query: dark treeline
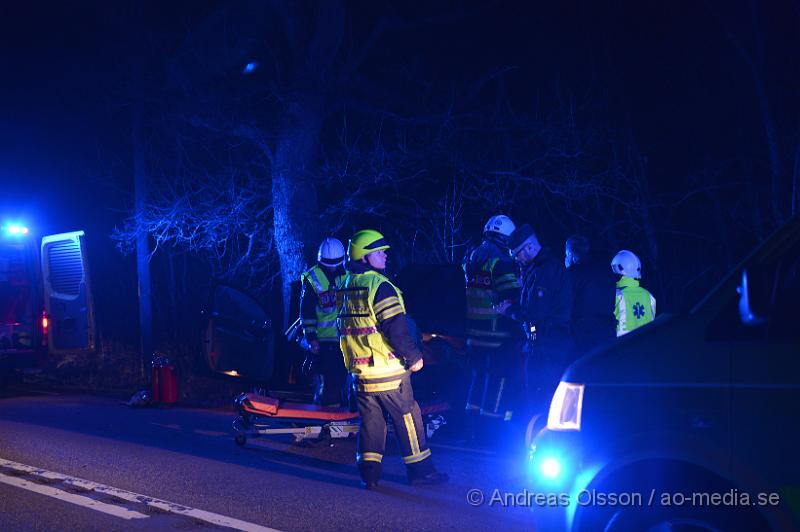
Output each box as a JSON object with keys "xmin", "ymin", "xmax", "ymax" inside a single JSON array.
[{"xmin": 8, "ymin": 1, "xmax": 795, "ymax": 358}]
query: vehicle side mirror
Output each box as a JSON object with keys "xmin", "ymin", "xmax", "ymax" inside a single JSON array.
[{"xmin": 737, "ymin": 268, "xmax": 768, "ymax": 326}]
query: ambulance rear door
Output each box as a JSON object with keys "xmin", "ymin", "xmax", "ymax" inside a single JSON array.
[{"xmin": 40, "ymin": 231, "xmax": 96, "ymax": 353}]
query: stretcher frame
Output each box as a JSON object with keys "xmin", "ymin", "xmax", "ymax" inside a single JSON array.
[{"xmin": 232, "ymin": 392, "xmax": 448, "ymax": 446}]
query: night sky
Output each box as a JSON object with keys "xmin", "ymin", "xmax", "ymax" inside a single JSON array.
[
  {"xmin": 1, "ymin": 1, "xmax": 797, "ymax": 321},
  {"xmin": 0, "ymin": 2, "xmax": 208, "ymax": 235}
]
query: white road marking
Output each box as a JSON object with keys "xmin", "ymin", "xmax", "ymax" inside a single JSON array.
[
  {"xmin": 0, "ymin": 458, "xmax": 281, "ymax": 531},
  {"xmin": 149, "ymin": 422, "xmax": 182, "ymax": 430},
  {"xmin": 193, "ymin": 429, "xmax": 228, "ymax": 437},
  {"xmin": 0, "ymin": 471, "xmax": 149, "ymax": 520}
]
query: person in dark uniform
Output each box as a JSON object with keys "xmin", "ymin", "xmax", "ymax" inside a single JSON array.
[
  {"xmin": 338, "ymin": 229, "xmax": 448, "ymax": 489},
  {"xmin": 564, "ymin": 235, "xmax": 616, "ymax": 359},
  {"xmin": 496, "ymin": 224, "xmax": 574, "ymax": 417}
]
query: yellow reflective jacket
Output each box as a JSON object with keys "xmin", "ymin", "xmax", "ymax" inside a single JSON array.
[
  {"xmin": 337, "ymin": 269, "xmax": 408, "ymax": 392},
  {"xmin": 464, "ymin": 240, "xmax": 521, "ymax": 348},
  {"xmin": 615, "ymin": 276, "xmax": 656, "ymax": 336},
  {"xmin": 300, "ymin": 264, "xmax": 345, "ymax": 341}
]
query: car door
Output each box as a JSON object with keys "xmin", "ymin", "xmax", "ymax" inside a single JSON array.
[
  {"xmin": 701, "ymin": 218, "xmax": 800, "ymax": 520},
  {"xmin": 730, "ymin": 220, "xmax": 800, "ymax": 514},
  {"xmin": 202, "ymin": 284, "xmax": 274, "ymax": 382},
  {"xmin": 40, "ymin": 231, "xmax": 95, "ymax": 353}
]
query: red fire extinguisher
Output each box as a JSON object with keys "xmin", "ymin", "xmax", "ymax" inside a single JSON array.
[
  {"xmin": 159, "ymin": 361, "xmax": 178, "ymax": 405},
  {"xmin": 151, "ymin": 355, "xmax": 178, "ymax": 405}
]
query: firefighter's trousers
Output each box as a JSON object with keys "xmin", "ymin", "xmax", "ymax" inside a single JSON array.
[
  {"xmin": 313, "ymin": 341, "xmax": 349, "ymax": 406},
  {"xmin": 356, "ymin": 375, "xmax": 435, "ymax": 483},
  {"xmin": 465, "ymin": 341, "xmax": 522, "ymax": 421}
]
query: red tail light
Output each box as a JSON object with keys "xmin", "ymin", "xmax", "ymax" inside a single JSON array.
[{"xmin": 41, "ymin": 310, "xmax": 49, "ymax": 348}]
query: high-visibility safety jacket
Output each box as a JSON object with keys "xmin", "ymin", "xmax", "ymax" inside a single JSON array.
[
  {"xmin": 338, "ymin": 270, "xmax": 408, "ymax": 392},
  {"xmin": 615, "ymin": 276, "xmax": 656, "ymax": 337},
  {"xmin": 464, "ymin": 240, "xmax": 521, "ymax": 348},
  {"xmin": 300, "ymin": 264, "xmax": 345, "ymax": 342}
]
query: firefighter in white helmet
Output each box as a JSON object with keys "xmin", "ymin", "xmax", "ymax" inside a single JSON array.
[
  {"xmin": 463, "ymin": 214, "xmax": 522, "ymax": 434},
  {"xmin": 299, "ymin": 237, "xmax": 348, "ymax": 405},
  {"xmin": 611, "ymin": 249, "xmax": 656, "ymax": 336}
]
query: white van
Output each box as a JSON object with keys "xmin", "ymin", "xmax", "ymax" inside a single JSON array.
[{"xmin": 0, "ymin": 225, "xmax": 95, "ymax": 380}]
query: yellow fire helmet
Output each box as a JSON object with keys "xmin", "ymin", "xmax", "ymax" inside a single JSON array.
[{"xmin": 348, "ymin": 229, "xmax": 390, "ymax": 261}]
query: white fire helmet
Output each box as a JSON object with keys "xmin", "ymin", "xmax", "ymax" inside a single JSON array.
[
  {"xmin": 318, "ymin": 237, "xmax": 345, "ymax": 267},
  {"xmin": 483, "ymin": 215, "xmax": 516, "ymax": 237},
  {"xmin": 611, "ymin": 249, "xmax": 642, "ymax": 279}
]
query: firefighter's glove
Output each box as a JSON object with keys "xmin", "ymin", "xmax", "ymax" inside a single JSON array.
[
  {"xmin": 493, "ymin": 300, "xmax": 512, "ymax": 316},
  {"xmin": 309, "ymin": 340, "xmax": 320, "ymax": 355}
]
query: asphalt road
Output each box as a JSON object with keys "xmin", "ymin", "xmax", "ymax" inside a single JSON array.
[{"xmin": 0, "ymin": 390, "xmax": 538, "ymax": 531}]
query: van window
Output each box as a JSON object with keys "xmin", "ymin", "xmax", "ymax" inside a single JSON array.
[{"xmin": 706, "ymin": 227, "xmax": 800, "ymax": 343}]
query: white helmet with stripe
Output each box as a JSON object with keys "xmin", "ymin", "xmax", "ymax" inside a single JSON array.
[
  {"xmin": 318, "ymin": 237, "xmax": 345, "ymax": 267},
  {"xmin": 483, "ymin": 215, "xmax": 515, "ymax": 238}
]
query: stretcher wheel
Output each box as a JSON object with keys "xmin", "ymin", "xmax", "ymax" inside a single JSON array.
[
  {"xmin": 232, "ymin": 416, "xmax": 249, "ymax": 432},
  {"xmin": 234, "ymin": 434, "xmax": 247, "ymax": 447}
]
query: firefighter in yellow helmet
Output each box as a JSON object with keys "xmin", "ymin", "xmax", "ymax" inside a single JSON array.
[
  {"xmin": 299, "ymin": 237, "xmax": 348, "ymax": 405},
  {"xmin": 338, "ymin": 229, "xmax": 448, "ymax": 489}
]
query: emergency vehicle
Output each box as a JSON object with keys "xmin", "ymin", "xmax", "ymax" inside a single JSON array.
[
  {"xmin": 0, "ymin": 223, "xmax": 95, "ymax": 382},
  {"xmin": 529, "ymin": 216, "xmax": 800, "ymax": 530}
]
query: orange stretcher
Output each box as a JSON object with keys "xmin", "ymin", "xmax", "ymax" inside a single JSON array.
[{"xmin": 232, "ymin": 392, "xmax": 448, "ymax": 446}]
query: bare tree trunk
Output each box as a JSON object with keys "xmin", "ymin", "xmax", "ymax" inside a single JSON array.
[
  {"xmin": 272, "ymin": 105, "xmax": 322, "ymax": 329},
  {"xmin": 708, "ymin": 0, "xmax": 784, "ymax": 227},
  {"xmin": 748, "ymin": 0, "xmax": 784, "ymax": 226},
  {"xmin": 793, "ymin": 125, "xmax": 800, "ymax": 217},
  {"xmin": 133, "ymin": 106, "xmax": 153, "ymax": 377},
  {"xmin": 129, "ymin": 0, "xmax": 154, "ymax": 379},
  {"xmin": 622, "ymin": 123, "xmax": 664, "ymax": 300},
  {"xmin": 269, "ymin": 2, "xmax": 344, "ymax": 328},
  {"xmin": 753, "ymin": 75, "xmax": 783, "ymax": 225},
  {"xmin": 634, "ymin": 161, "xmax": 664, "ymax": 302},
  {"xmin": 167, "ymin": 251, "xmax": 177, "ymax": 339}
]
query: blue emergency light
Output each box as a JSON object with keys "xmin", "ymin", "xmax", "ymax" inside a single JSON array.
[
  {"xmin": 528, "ymin": 444, "xmax": 569, "ymax": 486},
  {"xmin": 3, "ymin": 224, "xmax": 30, "ymax": 236},
  {"xmin": 541, "ymin": 458, "xmax": 561, "ymax": 478}
]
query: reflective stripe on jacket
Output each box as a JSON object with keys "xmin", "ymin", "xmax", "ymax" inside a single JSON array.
[
  {"xmin": 464, "ymin": 242, "xmax": 521, "ymax": 348},
  {"xmin": 466, "ymin": 257, "xmax": 500, "ymax": 321},
  {"xmin": 338, "ymin": 270, "xmax": 407, "ymax": 388},
  {"xmin": 615, "ymin": 276, "xmax": 656, "ymax": 336},
  {"xmin": 300, "ymin": 265, "xmax": 344, "ymax": 341}
]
